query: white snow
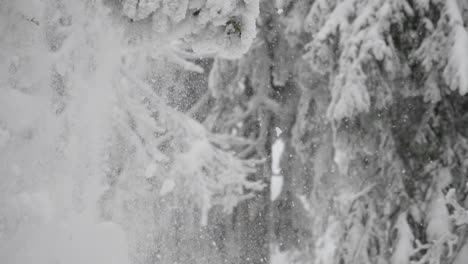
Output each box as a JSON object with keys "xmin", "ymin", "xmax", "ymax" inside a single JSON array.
[
  {"xmin": 271, "ymin": 175, "xmax": 284, "ymax": 201},
  {"xmin": 275, "ymin": 127, "xmax": 283, "ymax": 137},
  {"xmin": 271, "ymin": 139, "xmax": 285, "ymax": 175},
  {"xmin": 270, "ymin": 139, "xmax": 285, "ymax": 201},
  {"xmin": 314, "ymin": 219, "xmax": 341, "ymax": 264},
  {"xmin": 160, "ymin": 179, "xmax": 176, "ymax": 196},
  {"xmin": 444, "ymin": 0, "xmax": 468, "ymax": 95},
  {"xmin": 270, "ymin": 245, "xmax": 290, "ymax": 264},
  {"xmin": 145, "ymin": 163, "xmax": 158, "ymax": 179},
  {"xmin": 0, "ymin": 218, "xmax": 129, "ymax": 264},
  {"xmin": 0, "ymin": 127, "xmax": 10, "ymax": 148},
  {"xmin": 426, "ymin": 169, "xmax": 453, "ymax": 241},
  {"xmin": 391, "ymin": 212, "xmax": 414, "ymax": 264},
  {"xmin": 0, "ymin": 1, "xmax": 130, "ymax": 263}
]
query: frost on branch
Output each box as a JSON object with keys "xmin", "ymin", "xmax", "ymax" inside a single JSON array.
[
  {"xmin": 446, "ymin": 188, "xmax": 468, "ymax": 226},
  {"xmin": 120, "ymin": 0, "xmax": 259, "ymax": 59},
  {"xmin": 114, "ymin": 68, "xmax": 264, "ymax": 226},
  {"xmin": 407, "ymin": 170, "xmax": 468, "ymax": 264}
]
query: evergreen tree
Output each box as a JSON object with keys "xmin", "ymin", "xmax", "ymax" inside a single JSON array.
[{"xmin": 205, "ymin": 0, "xmax": 468, "ymax": 263}]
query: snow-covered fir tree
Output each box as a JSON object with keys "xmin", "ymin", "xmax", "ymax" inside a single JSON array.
[{"xmin": 204, "ymin": 0, "xmax": 468, "ymax": 263}]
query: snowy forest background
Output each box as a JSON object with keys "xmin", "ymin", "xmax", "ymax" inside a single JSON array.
[{"xmin": 1, "ymin": 0, "xmax": 468, "ymax": 264}]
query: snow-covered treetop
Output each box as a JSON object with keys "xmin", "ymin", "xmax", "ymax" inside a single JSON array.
[
  {"xmin": 120, "ymin": 0, "xmax": 260, "ymax": 59},
  {"xmin": 296, "ymin": 0, "xmax": 468, "ymax": 120}
]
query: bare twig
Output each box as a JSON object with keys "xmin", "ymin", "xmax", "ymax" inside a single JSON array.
[{"xmin": 20, "ymin": 14, "xmax": 39, "ymax": 26}]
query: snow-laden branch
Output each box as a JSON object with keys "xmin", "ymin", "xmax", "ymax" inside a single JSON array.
[
  {"xmin": 119, "ymin": 68, "xmax": 265, "ymax": 225},
  {"xmin": 121, "ymin": 0, "xmax": 260, "ymax": 59}
]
